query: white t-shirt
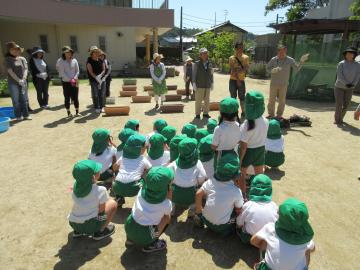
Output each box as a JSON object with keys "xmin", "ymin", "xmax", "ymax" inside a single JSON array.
[
  {"xmin": 202, "ymin": 158, "xmax": 214, "ymax": 179},
  {"xmin": 146, "ymin": 151, "xmax": 170, "ymax": 167},
  {"xmin": 201, "ymin": 178, "xmax": 243, "ymax": 225},
  {"xmin": 240, "ymin": 116, "xmax": 269, "ymax": 148},
  {"xmin": 68, "ymin": 184, "xmax": 108, "ymax": 223},
  {"xmin": 265, "ymin": 136, "xmax": 284, "ymax": 153},
  {"xmin": 168, "ymin": 160, "xmax": 207, "ymax": 188},
  {"xmin": 115, "ymin": 150, "xmax": 123, "ymax": 160},
  {"xmin": 132, "ymin": 191, "xmax": 172, "ymax": 226},
  {"xmin": 115, "ymin": 156, "xmax": 152, "ymax": 184},
  {"xmin": 212, "ymin": 121, "xmax": 242, "ymax": 151},
  {"xmin": 236, "ymin": 201, "xmax": 278, "ymax": 235},
  {"xmin": 256, "ymin": 223, "xmax": 315, "ymax": 270},
  {"xmin": 88, "ymin": 146, "xmax": 117, "ymax": 174},
  {"xmin": 146, "ymin": 131, "xmax": 157, "ymax": 145}
]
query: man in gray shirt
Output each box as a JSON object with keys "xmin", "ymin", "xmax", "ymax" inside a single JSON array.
[{"xmin": 266, "ymin": 45, "xmax": 308, "ymax": 118}]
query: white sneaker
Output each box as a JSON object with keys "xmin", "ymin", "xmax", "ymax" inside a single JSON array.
[
  {"xmin": 101, "ymin": 108, "xmax": 105, "ymax": 113},
  {"xmin": 16, "ymin": 117, "xmax": 23, "ymax": 121},
  {"xmin": 24, "ymin": 116, "xmax": 32, "ymax": 120},
  {"xmin": 95, "ymin": 109, "xmax": 101, "ymax": 113}
]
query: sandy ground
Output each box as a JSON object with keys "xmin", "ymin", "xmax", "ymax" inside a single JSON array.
[{"xmin": 0, "ymin": 72, "xmax": 359, "ymax": 270}]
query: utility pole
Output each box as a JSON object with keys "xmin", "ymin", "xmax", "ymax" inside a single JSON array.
[
  {"xmin": 180, "ymin": 6, "xmax": 183, "ymax": 61},
  {"xmin": 215, "ymin": 12, "xmax": 217, "ymax": 27},
  {"xmin": 275, "ymin": 14, "xmax": 279, "ymax": 34}
]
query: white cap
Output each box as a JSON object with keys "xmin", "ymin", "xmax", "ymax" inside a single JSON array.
[
  {"xmin": 153, "ymin": 53, "xmax": 164, "ymax": 60},
  {"xmin": 199, "ymin": 48, "xmax": 208, "ymax": 54}
]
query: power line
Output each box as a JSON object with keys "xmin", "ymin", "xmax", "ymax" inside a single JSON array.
[
  {"xmin": 183, "ymin": 12, "xmax": 275, "ymax": 24},
  {"xmin": 183, "ymin": 12, "xmax": 214, "ymax": 22},
  {"xmin": 183, "ymin": 17, "xmax": 214, "ymax": 25}
]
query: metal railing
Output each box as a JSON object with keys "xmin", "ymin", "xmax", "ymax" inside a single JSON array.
[{"xmin": 59, "ymin": 0, "xmax": 169, "ymax": 9}]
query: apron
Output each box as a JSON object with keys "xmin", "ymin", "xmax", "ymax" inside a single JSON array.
[{"xmin": 152, "ymin": 64, "xmax": 167, "ymax": 95}]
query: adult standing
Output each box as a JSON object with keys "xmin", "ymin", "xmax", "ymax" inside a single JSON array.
[
  {"xmin": 229, "ymin": 42, "xmax": 249, "ymax": 116},
  {"xmin": 266, "ymin": 45, "xmax": 309, "ymax": 119},
  {"xmin": 4, "ymin": 41, "xmax": 31, "ymax": 121},
  {"xmin": 57, "ymin": 46, "xmax": 80, "ymax": 117},
  {"xmin": 334, "ymin": 47, "xmax": 360, "ymax": 125},
  {"xmin": 99, "ymin": 52, "xmax": 112, "ymax": 97},
  {"xmin": 29, "ymin": 47, "xmax": 50, "ymax": 109},
  {"xmin": 150, "ymin": 53, "xmax": 167, "ymax": 109},
  {"xmin": 183, "ymin": 56, "xmax": 193, "ymax": 100},
  {"xmin": 87, "ymin": 46, "xmax": 106, "ymax": 113},
  {"xmin": 192, "ymin": 48, "xmax": 213, "ymax": 119}
]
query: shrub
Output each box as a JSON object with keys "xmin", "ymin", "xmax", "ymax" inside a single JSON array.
[
  {"xmin": 0, "ymin": 79, "xmax": 10, "ymax": 97},
  {"xmin": 249, "ymin": 62, "xmax": 268, "ymax": 79}
]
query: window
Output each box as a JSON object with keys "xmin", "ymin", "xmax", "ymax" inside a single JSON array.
[
  {"xmin": 69, "ymin": 36, "xmax": 78, "ymax": 52},
  {"xmin": 98, "ymin": 36, "xmax": 106, "ymax": 52},
  {"xmin": 39, "ymin": 35, "xmax": 49, "ymax": 52}
]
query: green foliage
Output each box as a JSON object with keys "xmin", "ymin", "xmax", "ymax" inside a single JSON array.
[
  {"xmin": 350, "ymin": 0, "xmax": 360, "ymax": 20},
  {"xmin": 0, "ymin": 79, "xmax": 9, "ymax": 97},
  {"xmin": 249, "ymin": 62, "xmax": 268, "ymax": 78}
]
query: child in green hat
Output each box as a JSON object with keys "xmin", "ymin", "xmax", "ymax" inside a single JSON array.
[
  {"xmin": 168, "ymin": 137, "xmax": 207, "ymax": 217},
  {"xmin": 160, "ymin": 125, "xmax": 177, "ymax": 147},
  {"xmin": 251, "ymin": 198, "xmax": 315, "ymax": 270},
  {"xmin": 206, "ymin": 118, "xmax": 218, "ymax": 134},
  {"xmin": 113, "ymin": 134, "xmax": 152, "ymax": 207},
  {"xmin": 124, "ymin": 119, "xmax": 140, "ymax": 132},
  {"xmin": 181, "ymin": 123, "xmax": 197, "ymax": 138},
  {"xmin": 265, "ymin": 119, "xmax": 285, "ymax": 169},
  {"xmin": 198, "ymin": 134, "xmax": 215, "ymax": 178},
  {"xmin": 116, "ymin": 128, "xmax": 137, "ymax": 160},
  {"xmin": 68, "ymin": 160, "xmax": 117, "ymax": 240},
  {"xmin": 236, "ymin": 174, "xmax": 278, "ymax": 244},
  {"xmin": 125, "ymin": 166, "xmax": 173, "ymax": 253},
  {"xmin": 195, "ymin": 128, "xmax": 209, "ymax": 144},
  {"xmin": 88, "ymin": 128, "xmax": 118, "ymax": 185},
  {"xmin": 146, "ymin": 133, "xmax": 170, "ymax": 166},
  {"xmin": 146, "ymin": 119, "xmax": 168, "ymax": 145},
  {"xmin": 169, "ymin": 134, "xmax": 187, "ymax": 162},
  {"xmin": 239, "ymin": 91, "xmax": 269, "ymax": 194},
  {"xmin": 194, "ymin": 152, "xmax": 243, "ymax": 236}
]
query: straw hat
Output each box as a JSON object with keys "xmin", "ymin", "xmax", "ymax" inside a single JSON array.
[
  {"xmin": 62, "ymin": 46, "xmax": 74, "ymax": 53},
  {"xmin": 89, "ymin": 45, "xmax": 101, "ymax": 55},
  {"xmin": 185, "ymin": 56, "xmax": 193, "ymax": 62},
  {"xmin": 153, "ymin": 53, "xmax": 164, "ymax": 60},
  {"xmin": 6, "ymin": 41, "xmax": 24, "ymax": 53}
]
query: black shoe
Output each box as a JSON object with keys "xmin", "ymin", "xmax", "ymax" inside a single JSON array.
[
  {"xmin": 75, "ymin": 109, "xmax": 79, "ymax": 116},
  {"xmin": 155, "ymin": 103, "xmax": 159, "ymax": 109},
  {"xmin": 93, "ymin": 224, "xmax": 115, "ymax": 241},
  {"xmin": 67, "ymin": 110, "xmax": 72, "ymax": 117},
  {"xmin": 72, "ymin": 231, "xmax": 86, "ymax": 238},
  {"xmin": 195, "ymin": 115, "xmax": 201, "ymax": 119},
  {"xmin": 203, "ymin": 114, "xmax": 211, "ymax": 118},
  {"xmin": 115, "ymin": 196, "xmax": 125, "ymax": 207},
  {"xmin": 142, "ymin": 239, "xmax": 167, "ymax": 253},
  {"xmin": 125, "ymin": 239, "xmax": 135, "ymax": 248}
]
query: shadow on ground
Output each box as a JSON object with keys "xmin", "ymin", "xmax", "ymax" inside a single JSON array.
[
  {"xmin": 120, "ymin": 247, "xmax": 167, "ymax": 270},
  {"xmin": 112, "ymin": 207, "xmax": 132, "ymax": 224},
  {"xmin": 340, "ymin": 122, "xmax": 360, "ymax": 137},
  {"xmin": 286, "ymin": 99, "xmax": 359, "ymax": 113},
  {"xmin": 265, "ymin": 168, "xmax": 285, "ymax": 181}
]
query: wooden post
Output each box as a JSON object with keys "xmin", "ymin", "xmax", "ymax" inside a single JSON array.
[
  {"xmin": 0, "ymin": 42, "xmax": 5, "ymax": 78},
  {"xmin": 153, "ymin": 27, "xmax": 159, "ymax": 54},
  {"xmin": 145, "ymin": 34, "xmax": 151, "ymax": 65}
]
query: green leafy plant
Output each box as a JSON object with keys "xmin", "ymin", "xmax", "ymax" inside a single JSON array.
[
  {"xmin": 0, "ymin": 79, "xmax": 9, "ymax": 97},
  {"xmin": 249, "ymin": 62, "xmax": 268, "ymax": 78}
]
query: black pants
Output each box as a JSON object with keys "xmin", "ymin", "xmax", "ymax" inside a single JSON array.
[
  {"xmin": 105, "ymin": 77, "xmax": 111, "ymax": 97},
  {"xmin": 185, "ymin": 79, "xmax": 193, "ymax": 97},
  {"xmin": 62, "ymin": 81, "xmax": 79, "ymax": 110},
  {"xmin": 34, "ymin": 79, "xmax": 49, "ymax": 107}
]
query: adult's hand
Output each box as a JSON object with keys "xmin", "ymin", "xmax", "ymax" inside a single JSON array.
[
  {"xmin": 300, "ymin": 53, "xmax": 310, "ymax": 63},
  {"xmin": 271, "ymin": 67, "xmax": 281, "ymax": 74},
  {"xmin": 18, "ymin": 79, "xmax": 25, "ymax": 87}
]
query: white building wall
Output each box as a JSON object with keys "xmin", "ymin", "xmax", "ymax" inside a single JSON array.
[{"xmin": 306, "ymin": 0, "xmax": 354, "ymax": 19}]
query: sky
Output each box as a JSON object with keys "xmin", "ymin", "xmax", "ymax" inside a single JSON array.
[{"xmin": 169, "ymin": 0, "xmax": 288, "ymax": 35}]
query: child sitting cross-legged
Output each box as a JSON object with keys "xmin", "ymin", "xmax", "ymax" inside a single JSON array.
[
  {"xmin": 160, "ymin": 125, "xmax": 177, "ymax": 148},
  {"xmin": 124, "ymin": 119, "xmax": 140, "ymax": 132},
  {"xmin": 68, "ymin": 160, "xmax": 117, "ymax": 240},
  {"xmin": 206, "ymin": 118, "xmax": 218, "ymax": 135},
  {"xmin": 116, "ymin": 128, "xmax": 137, "ymax": 160},
  {"xmin": 146, "ymin": 119, "xmax": 168, "ymax": 144},
  {"xmin": 124, "ymin": 167, "xmax": 173, "ymax": 253},
  {"xmin": 265, "ymin": 119, "xmax": 285, "ymax": 169},
  {"xmin": 169, "ymin": 134, "xmax": 187, "ymax": 162},
  {"xmin": 198, "ymin": 134, "xmax": 215, "ymax": 179},
  {"xmin": 181, "ymin": 123, "xmax": 197, "ymax": 138},
  {"xmin": 146, "ymin": 133, "xmax": 170, "ymax": 166},
  {"xmin": 194, "ymin": 152, "xmax": 244, "ymax": 236}
]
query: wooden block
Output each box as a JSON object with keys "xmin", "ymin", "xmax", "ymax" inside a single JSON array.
[
  {"xmin": 120, "ymin": 91, "xmax": 138, "ymax": 97},
  {"xmin": 209, "ymin": 102, "xmax": 220, "ymax": 111},
  {"xmin": 160, "ymin": 104, "xmax": 184, "ymax": 113},
  {"xmin": 132, "ymin": 96, "xmax": 152, "ymax": 103},
  {"xmin": 167, "ymin": 85, "xmax": 178, "ymax": 90},
  {"xmin": 176, "ymin": 89, "xmax": 187, "ymax": 95},
  {"xmin": 144, "ymin": 85, "xmax": 153, "ymax": 91},
  {"xmin": 105, "ymin": 97, "xmax": 115, "ymax": 105},
  {"xmin": 104, "ymin": 105, "xmax": 130, "ymax": 116},
  {"xmin": 123, "ymin": 79, "xmax": 137, "ymax": 85},
  {"xmin": 122, "ymin": 85, "xmax": 137, "ymax": 91},
  {"xmin": 165, "ymin": 94, "xmax": 182, "ymax": 102},
  {"xmin": 147, "ymin": 91, "xmax": 154, "ymax": 97}
]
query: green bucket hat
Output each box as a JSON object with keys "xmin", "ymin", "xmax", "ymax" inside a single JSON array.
[
  {"xmin": 214, "ymin": 152, "xmax": 240, "ymax": 182},
  {"xmin": 169, "ymin": 134, "xmax": 187, "ymax": 162},
  {"xmin": 249, "ymin": 174, "xmax": 272, "ymax": 202},
  {"xmin": 72, "ymin": 160, "xmax": 102, "ymax": 198},
  {"xmin": 245, "ymin": 91, "xmax": 265, "ymax": 120},
  {"xmin": 275, "ymin": 198, "xmax": 314, "ymax": 245},
  {"xmin": 176, "ymin": 137, "xmax": 199, "ymax": 169},
  {"xmin": 124, "ymin": 119, "xmax": 140, "ymax": 131},
  {"xmin": 198, "ymin": 134, "xmax": 214, "ymax": 163},
  {"xmin": 195, "ymin": 128, "xmax": 209, "ymax": 143},
  {"xmin": 181, "ymin": 123, "xmax": 197, "ymax": 138},
  {"xmin": 148, "ymin": 133, "xmax": 166, "ymax": 160},
  {"xmin": 267, "ymin": 119, "xmax": 282, "ymax": 140},
  {"xmin": 117, "ymin": 128, "xmax": 137, "ymax": 152},
  {"xmin": 141, "ymin": 166, "xmax": 174, "ymax": 204},
  {"xmin": 123, "ymin": 134, "xmax": 146, "ymax": 159},
  {"xmin": 161, "ymin": 125, "xmax": 177, "ymax": 144},
  {"xmin": 153, "ymin": 119, "xmax": 168, "ymax": 133},
  {"xmin": 91, "ymin": 128, "xmax": 110, "ymax": 154},
  {"xmin": 207, "ymin": 119, "xmax": 218, "ymax": 134},
  {"xmin": 220, "ymin": 97, "xmax": 239, "ymax": 114}
]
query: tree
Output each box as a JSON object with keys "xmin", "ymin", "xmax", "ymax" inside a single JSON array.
[
  {"xmin": 350, "ymin": 0, "xmax": 360, "ymax": 20},
  {"xmin": 265, "ymin": 0, "xmax": 329, "ymax": 21}
]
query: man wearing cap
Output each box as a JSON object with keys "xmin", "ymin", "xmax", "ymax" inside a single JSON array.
[
  {"xmin": 183, "ymin": 56, "xmax": 194, "ymax": 99},
  {"xmin": 192, "ymin": 48, "xmax": 214, "ymax": 119},
  {"xmin": 266, "ymin": 45, "xmax": 309, "ymax": 119},
  {"xmin": 334, "ymin": 47, "xmax": 360, "ymax": 125},
  {"xmin": 229, "ymin": 42, "xmax": 249, "ymax": 117}
]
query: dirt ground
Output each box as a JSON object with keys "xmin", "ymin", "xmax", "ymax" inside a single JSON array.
[{"xmin": 0, "ymin": 71, "xmax": 359, "ymax": 270}]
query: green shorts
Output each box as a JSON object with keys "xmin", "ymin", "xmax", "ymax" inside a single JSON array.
[
  {"xmin": 242, "ymin": 146, "xmax": 265, "ymax": 168},
  {"xmin": 202, "ymin": 216, "xmax": 236, "ymax": 236},
  {"xmin": 112, "ymin": 179, "xmax": 143, "ymax": 198},
  {"xmin": 124, "ymin": 214, "xmax": 157, "ymax": 247},
  {"xmin": 69, "ymin": 216, "xmax": 105, "ymax": 235},
  {"xmin": 265, "ymin": 151, "xmax": 285, "ymax": 168},
  {"xmin": 255, "ymin": 261, "xmax": 271, "ymax": 270},
  {"xmin": 171, "ymin": 184, "xmax": 196, "ymax": 207}
]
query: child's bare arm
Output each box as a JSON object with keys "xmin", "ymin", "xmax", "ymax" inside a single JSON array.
[
  {"xmin": 195, "ymin": 189, "xmax": 205, "ymax": 214},
  {"xmin": 239, "ymin": 141, "xmax": 248, "ymax": 163},
  {"xmin": 234, "ymin": 207, "xmax": 242, "ymax": 216},
  {"xmin": 250, "ymin": 235, "xmax": 267, "ymax": 251},
  {"xmin": 98, "ymin": 203, "xmax": 105, "ymax": 214},
  {"xmin": 157, "ymin": 214, "xmax": 171, "ymax": 234}
]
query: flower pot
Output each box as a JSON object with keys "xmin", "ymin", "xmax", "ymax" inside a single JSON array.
[
  {"xmin": 165, "ymin": 94, "xmax": 182, "ymax": 102},
  {"xmin": 176, "ymin": 89, "xmax": 187, "ymax": 95},
  {"xmin": 160, "ymin": 104, "xmax": 184, "ymax": 113},
  {"xmin": 167, "ymin": 85, "xmax": 178, "ymax": 90},
  {"xmin": 209, "ymin": 102, "xmax": 220, "ymax": 111},
  {"xmin": 132, "ymin": 96, "xmax": 152, "ymax": 103},
  {"xmin": 104, "ymin": 106, "xmax": 130, "ymax": 116},
  {"xmin": 144, "ymin": 85, "xmax": 153, "ymax": 91},
  {"xmin": 120, "ymin": 91, "xmax": 138, "ymax": 97},
  {"xmin": 122, "ymin": 85, "xmax": 137, "ymax": 91},
  {"xmin": 123, "ymin": 79, "xmax": 137, "ymax": 85}
]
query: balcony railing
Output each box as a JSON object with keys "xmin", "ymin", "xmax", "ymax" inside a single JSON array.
[{"xmin": 60, "ymin": 0, "xmax": 169, "ymax": 9}]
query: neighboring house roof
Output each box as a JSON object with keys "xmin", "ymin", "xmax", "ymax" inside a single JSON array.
[
  {"xmin": 194, "ymin": 21, "xmax": 248, "ymax": 36},
  {"xmin": 162, "ymin": 36, "xmax": 197, "ymax": 43}
]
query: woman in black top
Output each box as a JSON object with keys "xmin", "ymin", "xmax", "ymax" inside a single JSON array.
[
  {"xmin": 86, "ymin": 46, "xmax": 106, "ymax": 113},
  {"xmin": 29, "ymin": 47, "xmax": 50, "ymax": 108},
  {"xmin": 99, "ymin": 52, "xmax": 112, "ymax": 97}
]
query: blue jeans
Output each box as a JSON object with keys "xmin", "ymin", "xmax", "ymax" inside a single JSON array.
[
  {"xmin": 8, "ymin": 81, "xmax": 29, "ymax": 118},
  {"xmin": 90, "ymin": 81, "xmax": 106, "ymax": 109}
]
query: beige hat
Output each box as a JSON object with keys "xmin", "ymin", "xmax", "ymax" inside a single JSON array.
[
  {"xmin": 62, "ymin": 46, "xmax": 74, "ymax": 53},
  {"xmin": 185, "ymin": 56, "xmax": 193, "ymax": 62},
  {"xmin": 153, "ymin": 53, "xmax": 164, "ymax": 60},
  {"xmin": 89, "ymin": 45, "xmax": 101, "ymax": 54},
  {"xmin": 6, "ymin": 41, "xmax": 24, "ymax": 53}
]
